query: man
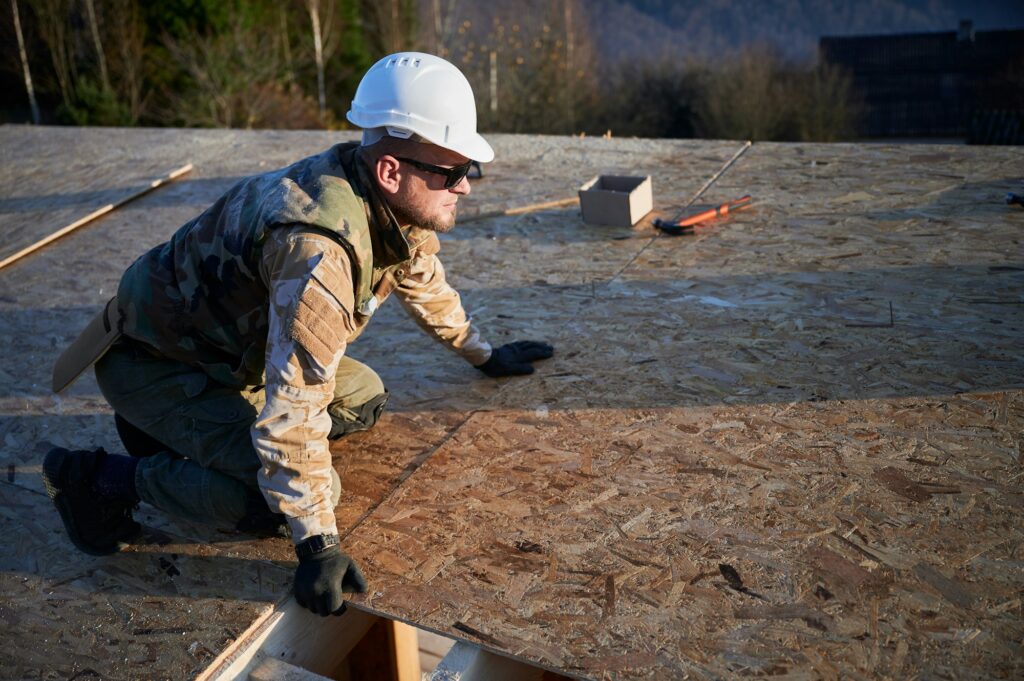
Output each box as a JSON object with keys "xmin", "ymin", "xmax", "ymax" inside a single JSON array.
[{"xmin": 43, "ymin": 52, "xmax": 553, "ymax": 617}]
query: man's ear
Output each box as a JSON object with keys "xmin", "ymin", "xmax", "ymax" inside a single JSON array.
[{"xmin": 375, "ymin": 155, "xmax": 402, "ymax": 195}]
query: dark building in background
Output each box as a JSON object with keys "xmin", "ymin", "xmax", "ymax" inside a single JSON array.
[{"xmin": 821, "ymin": 21, "xmax": 1024, "ymax": 144}]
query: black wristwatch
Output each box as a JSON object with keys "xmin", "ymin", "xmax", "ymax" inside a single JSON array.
[{"xmin": 295, "ymin": 533, "xmax": 340, "ymax": 559}]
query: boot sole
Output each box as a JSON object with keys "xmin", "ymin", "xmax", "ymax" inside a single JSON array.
[{"xmin": 42, "ymin": 449, "xmax": 140, "ymax": 556}]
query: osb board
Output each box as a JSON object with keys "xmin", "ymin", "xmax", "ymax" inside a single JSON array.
[
  {"xmin": 0, "ymin": 127, "xmax": 444, "ymax": 680},
  {"xmin": 444, "ymin": 138, "xmax": 747, "ymax": 290},
  {"xmin": 337, "ymin": 142, "xmax": 1023, "ymax": 679},
  {"xmin": 624, "ymin": 142, "xmax": 1024, "ymax": 280},
  {"xmin": 346, "ymin": 400, "xmax": 1022, "ymax": 679},
  {"xmin": 0, "ymin": 125, "xmax": 224, "ymax": 266},
  {"xmin": 3, "ymin": 128, "xmax": 1021, "ymax": 679},
  {"xmin": 0, "ymin": 128, "xmax": 746, "ymax": 678},
  {"xmin": 0, "ymin": 481, "xmax": 294, "ymax": 681}
]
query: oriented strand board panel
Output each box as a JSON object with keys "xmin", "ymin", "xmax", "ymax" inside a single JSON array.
[
  {"xmin": 0, "ymin": 128, "xmax": 746, "ymax": 678},
  {"xmin": 341, "ymin": 142, "xmax": 1024, "ymax": 678},
  {"xmin": 346, "ymin": 400, "xmax": 1023, "ymax": 679},
  {"xmin": 0, "ymin": 480, "xmax": 294, "ymax": 680},
  {"xmin": 0, "ymin": 125, "xmax": 211, "ymax": 266},
  {"xmin": 0, "ymin": 127, "xmax": 447, "ymax": 679},
  {"xmin": 3, "ymin": 128, "xmax": 1022, "ymax": 679}
]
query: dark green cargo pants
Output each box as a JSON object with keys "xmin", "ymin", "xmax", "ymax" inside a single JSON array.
[{"xmin": 94, "ymin": 339, "xmax": 387, "ymax": 529}]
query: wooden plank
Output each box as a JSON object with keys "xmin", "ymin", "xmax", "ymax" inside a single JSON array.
[
  {"xmin": 249, "ymin": 657, "xmax": 334, "ymax": 681},
  {"xmin": 419, "ymin": 630, "xmax": 456, "ymax": 674},
  {"xmin": 197, "ymin": 598, "xmax": 377, "ymax": 681},
  {"xmin": 428, "ymin": 641, "xmax": 553, "ymax": 681},
  {"xmin": 0, "ymin": 163, "xmax": 193, "ymax": 270},
  {"xmin": 390, "ymin": 619, "xmax": 422, "ymax": 681}
]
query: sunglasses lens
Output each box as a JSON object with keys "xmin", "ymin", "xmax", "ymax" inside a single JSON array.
[{"xmin": 445, "ymin": 162, "xmax": 473, "ymax": 189}]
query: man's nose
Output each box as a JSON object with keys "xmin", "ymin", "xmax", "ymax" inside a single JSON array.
[{"xmin": 451, "ymin": 176, "xmax": 471, "ymax": 196}]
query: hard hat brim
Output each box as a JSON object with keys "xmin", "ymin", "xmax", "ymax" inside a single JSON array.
[
  {"xmin": 432, "ymin": 131, "xmax": 494, "ymax": 164},
  {"xmin": 347, "ymin": 112, "xmax": 495, "ymax": 164}
]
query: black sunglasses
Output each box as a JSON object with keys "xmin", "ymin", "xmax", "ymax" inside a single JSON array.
[{"xmin": 395, "ymin": 156, "xmax": 473, "ymax": 189}]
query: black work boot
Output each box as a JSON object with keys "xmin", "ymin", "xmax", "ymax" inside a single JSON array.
[{"xmin": 42, "ymin": 447, "xmax": 141, "ymax": 556}]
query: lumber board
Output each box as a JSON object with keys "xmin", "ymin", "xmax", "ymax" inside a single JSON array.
[
  {"xmin": 197, "ymin": 597, "xmax": 377, "ymax": 681},
  {"xmin": 0, "ymin": 162, "xmax": 193, "ymax": 270},
  {"xmin": 429, "ymin": 640, "xmax": 555, "ymax": 680},
  {"xmin": 248, "ymin": 657, "xmax": 333, "ymax": 681},
  {"xmin": 0, "ymin": 125, "xmax": 205, "ymax": 267}
]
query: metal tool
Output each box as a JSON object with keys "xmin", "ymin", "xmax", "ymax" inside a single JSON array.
[{"xmin": 653, "ymin": 195, "xmax": 753, "ymax": 235}]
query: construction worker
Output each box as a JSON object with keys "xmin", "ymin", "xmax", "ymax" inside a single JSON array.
[{"xmin": 43, "ymin": 52, "xmax": 553, "ymax": 617}]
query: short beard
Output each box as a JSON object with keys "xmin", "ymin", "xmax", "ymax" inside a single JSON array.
[{"xmin": 388, "ymin": 194, "xmax": 456, "ymax": 233}]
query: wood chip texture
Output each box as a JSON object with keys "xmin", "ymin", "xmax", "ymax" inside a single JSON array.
[{"xmin": 0, "ymin": 127, "xmax": 1022, "ymax": 680}]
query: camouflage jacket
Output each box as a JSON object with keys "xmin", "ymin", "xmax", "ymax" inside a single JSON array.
[{"xmin": 117, "ymin": 142, "xmax": 491, "ymax": 541}]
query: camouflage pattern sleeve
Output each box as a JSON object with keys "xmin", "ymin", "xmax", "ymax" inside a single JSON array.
[
  {"xmin": 394, "ymin": 241, "xmax": 492, "ymax": 366},
  {"xmin": 252, "ymin": 227, "xmax": 357, "ymax": 543}
]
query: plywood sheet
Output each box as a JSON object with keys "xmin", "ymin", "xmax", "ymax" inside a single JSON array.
[
  {"xmin": 339, "ymin": 141, "xmax": 1024, "ymax": 679},
  {"xmin": 346, "ymin": 398, "xmax": 1023, "ymax": 679},
  {"xmin": 3, "ymin": 128, "xmax": 1022, "ymax": 680},
  {"xmin": 1, "ymin": 126, "xmax": 211, "ymax": 266},
  {"xmin": 0, "ymin": 481, "xmax": 293, "ymax": 680}
]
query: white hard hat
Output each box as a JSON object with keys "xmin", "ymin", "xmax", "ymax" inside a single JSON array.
[{"xmin": 347, "ymin": 52, "xmax": 494, "ymax": 163}]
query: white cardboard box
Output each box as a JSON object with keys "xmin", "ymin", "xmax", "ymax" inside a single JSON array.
[{"xmin": 578, "ymin": 175, "xmax": 653, "ymax": 227}]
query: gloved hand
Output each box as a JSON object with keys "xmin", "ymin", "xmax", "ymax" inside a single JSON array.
[
  {"xmin": 294, "ymin": 545, "xmax": 367, "ymax": 616},
  {"xmin": 475, "ymin": 340, "xmax": 554, "ymax": 377}
]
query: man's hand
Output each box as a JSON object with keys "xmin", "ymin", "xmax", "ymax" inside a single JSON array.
[
  {"xmin": 475, "ymin": 340, "xmax": 554, "ymax": 377},
  {"xmin": 294, "ymin": 545, "xmax": 367, "ymax": 616}
]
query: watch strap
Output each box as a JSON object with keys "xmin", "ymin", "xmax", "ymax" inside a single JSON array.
[{"xmin": 295, "ymin": 533, "xmax": 340, "ymax": 560}]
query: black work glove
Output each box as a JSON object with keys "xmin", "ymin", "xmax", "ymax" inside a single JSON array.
[
  {"xmin": 294, "ymin": 545, "xmax": 367, "ymax": 616},
  {"xmin": 475, "ymin": 340, "xmax": 554, "ymax": 377}
]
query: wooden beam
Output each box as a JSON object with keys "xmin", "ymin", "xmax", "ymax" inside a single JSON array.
[
  {"xmin": 389, "ymin": 619, "xmax": 421, "ymax": 681},
  {"xmin": 0, "ymin": 162, "xmax": 192, "ymax": 270},
  {"xmin": 248, "ymin": 657, "xmax": 334, "ymax": 681},
  {"xmin": 428, "ymin": 641, "xmax": 554, "ymax": 681},
  {"xmin": 197, "ymin": 597, "xmax": 376, "ymax": 681}
]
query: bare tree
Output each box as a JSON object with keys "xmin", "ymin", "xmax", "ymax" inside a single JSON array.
[
  {"xmin": 82, "ymin": 0, "xmax": 110, "ymax": 92},
  {"xmin": 793, "ymin": 62, "xmax": 860, "ymax": 142},
  {"xmin": 305, "ymin": 0, "xmax": 340, "ymax": 119},
  {"xmin": 429, "ymin": 0, "xmax": 459, "ymax": 58},
  {"xmin": 11, "ymin": 0, "xmax": 40, "ymax": 123},
  {"xmin": 455, "ymin": 0, "xmax": 594, "ymax": 134},
  {"xmin": 28, "ymin": 0, "xmax": 74, "ymax": 108},
  {"xmin": 107, "ymin": 0, "xmax": 146, "ymax": 122},
  {"xmin": 696, "ymin": 47, "xmax": 789, "ymax": 141},
  {"xmin": 360, "ymin": 0, "xmax": 417, "ymax": 56},
  {"xmin": 161, "ymin": 10, "xmax": 321, "ymax": 129}
]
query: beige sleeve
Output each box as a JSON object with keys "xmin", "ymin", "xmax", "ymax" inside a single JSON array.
[
  {"xmin": 253, "ymin": 227, "xmax": 357, "ymax": 543},
  {"xmin": 394, "ymin": 244, "xmax": 492, "ymax": 366}
]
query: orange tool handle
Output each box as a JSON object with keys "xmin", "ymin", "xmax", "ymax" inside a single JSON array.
[{"xmin": 677, "ymin": 195, "xmax": 753, "ymax": 227}]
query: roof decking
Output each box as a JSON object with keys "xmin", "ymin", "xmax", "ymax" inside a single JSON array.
[{"xmin": 0, "ymin": 126, "xmax": 1021, "ymax": 679}]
